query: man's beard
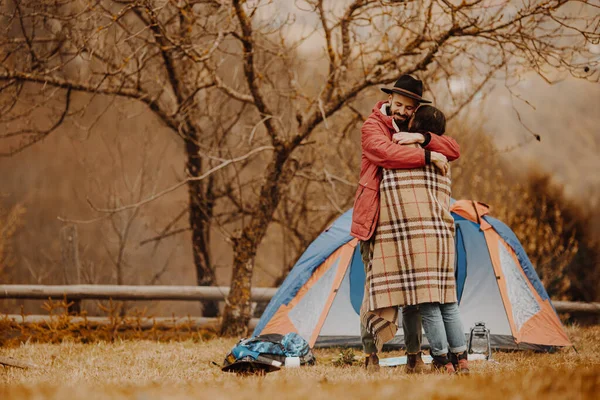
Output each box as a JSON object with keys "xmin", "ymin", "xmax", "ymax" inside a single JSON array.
[
  {"xmin": 386, "ymin": 106, "xmax": 409, "ymax": 130},
  {"xmin": 393, "ymin": 117, "xmax": 409, "ymax": 131}
]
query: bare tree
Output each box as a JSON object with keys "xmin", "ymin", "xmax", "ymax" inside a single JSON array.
[
  {"xmin": 64, "ymin": 111, "xmax": 187, "ymax": 315},
  {"xmin": 215, "ymin": 0, "xmax": 597, "ymax": 335},
  {"xmin": 0, "ymin": 0, "xmax": 240, "ymax": 317},
  {"xmin": 0, "ymin": 0, "xmax": 597, "ymax": 335}
]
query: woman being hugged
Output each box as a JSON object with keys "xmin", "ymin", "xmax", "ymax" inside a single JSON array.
[{"xmin": 361, "ymin": 104, "xmax": 469, "ymax": 374}]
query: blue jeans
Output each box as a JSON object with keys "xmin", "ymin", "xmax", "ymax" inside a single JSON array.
[{"xmin": 419, "ymin": 302, "xmax": 467, "ymax": 356}]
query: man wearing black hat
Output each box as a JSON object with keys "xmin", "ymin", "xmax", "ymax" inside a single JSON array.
[{"xmin": 351, "ymin": 75, "xmax": 460, "ymax": 372}]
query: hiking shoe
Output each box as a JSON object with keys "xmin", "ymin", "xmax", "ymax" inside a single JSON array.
[
  {"xmin": 431, "ymin": 354, "xmax": 456, "ymax": 374},
  {"xmin": 450, "ymin": 351, "xmax": 470, "ymax": 375},
  {"xmin": 405, "ymin": 352, "xmax": 427, "ymax": 374},
  {"xmin": 365, "ymin": 353, "xmax": 380, "ymax": 373}
]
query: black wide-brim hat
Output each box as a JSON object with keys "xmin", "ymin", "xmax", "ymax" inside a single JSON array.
[{"xmin": 381, "ymin": 75, "xmax": 431, "ymax": 104}]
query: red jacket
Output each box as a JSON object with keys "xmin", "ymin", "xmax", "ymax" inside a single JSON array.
[{"xmin": 350, "ymin": 101, "xmax": 460, "ymax": 240}]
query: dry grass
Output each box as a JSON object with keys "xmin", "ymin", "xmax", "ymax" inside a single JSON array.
[
  {"xmin": 0, "ymin": 300, "xmax": 219, "ymax": 347},
  {"xmin": 1, "ymin": 325, "xmax": 599, "ymax": 400}
]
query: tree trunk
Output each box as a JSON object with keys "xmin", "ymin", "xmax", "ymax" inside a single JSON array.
[
  {"xmin": 185, "ymin": 132, "xmax": 219, "ymax": 317},
  {"xmin": 220, "ymin": 151, "xmax": 298, "ymax": 336},
  {"xmin": 220, "ymin": 233, "xmax": 257, "ymax": 337}
]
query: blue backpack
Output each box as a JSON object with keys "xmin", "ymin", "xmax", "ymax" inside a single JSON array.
[{"xmin": 222, "ymin": 333, "xmax": 315, "ymax": 373}]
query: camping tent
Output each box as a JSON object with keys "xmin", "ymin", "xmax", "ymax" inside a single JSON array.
[{"xmin": 253, "ymin": 200, "xmax": 571, "ymax": 351}]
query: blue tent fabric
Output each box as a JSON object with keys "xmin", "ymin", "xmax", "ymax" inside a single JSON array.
[
  {"xmin": 454, "ymin": 218, "xmax": 499, "ymax": 304},
  {"xmin": 484, "ymin": 216, "xmax": 550, "ymax": 301},
  {"xmin": 454, "ymin": 223, "xmax": 468, "ymax": 303},
  {"xmin": 253, "ymin": 209, "xmax": 354, "ymax": 336},
  {"xmin": 349, "ymin": 247, "xmax": 365, "ymax": 315}
]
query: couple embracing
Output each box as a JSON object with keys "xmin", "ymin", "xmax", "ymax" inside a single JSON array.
[{"xmin": 351, "ymin": 75, "xmax": 469, "ymax": 374}]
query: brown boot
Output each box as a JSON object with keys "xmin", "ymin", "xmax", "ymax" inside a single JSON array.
[
  {"xmin": 364, "ymin": 353, "xmax": 380, "ymax": 373},
  {"xmin": 450, "ymin": 351, "xmax": 470, "ymax": 375},
  {"xmin": 405, "ymin": 352, "xmax": 427, "ymax": 374},
  {"xmin": 431, "ymin": 354, "xmax": 455, "ymax": 373}
]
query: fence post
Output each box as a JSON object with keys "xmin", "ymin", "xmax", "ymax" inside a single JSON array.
[{"xmin": 60, "ymin": 225, "xmax": 82, "ymax": 314}]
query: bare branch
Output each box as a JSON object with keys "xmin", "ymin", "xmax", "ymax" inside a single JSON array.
[
  {"xmin": 139, "ymin": 228, "xmax": 191, "ymax": 247},
  {"xmin": 0, "ymin": 87, "xmax": 71, "ymax": 157},
  {"xmin": 87, "ymin": 146, "xmax": 275, "ymax": 214},
  {"xmin": 232, "ymin": 0, "xmax": 281, "ymax": 145},
  {"xmin": 0, "ymin": 70, "xmax": 178, "ymax": 130},
  {"xmin": 315, "ymin": 0, "xmax": 337, "ymax": 103}
]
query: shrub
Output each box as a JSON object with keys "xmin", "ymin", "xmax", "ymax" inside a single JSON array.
[{"xmin": 451, "ymin": 122, "xmax": 597, "ymax": 301}]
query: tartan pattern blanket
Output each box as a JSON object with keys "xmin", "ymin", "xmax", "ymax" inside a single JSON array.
[{"xmin": 360, "ymin": 164, "xmax": 456, "ymax": 351}]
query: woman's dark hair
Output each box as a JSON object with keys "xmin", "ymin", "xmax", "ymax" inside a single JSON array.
[{"xmin": 409, "ymin": 105, "xmax": 446, "ymax": 136}]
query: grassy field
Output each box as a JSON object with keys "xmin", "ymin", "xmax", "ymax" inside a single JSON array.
[{"xmin": 1, "ymin": 325, "xmax": 599, "ymax": 400}]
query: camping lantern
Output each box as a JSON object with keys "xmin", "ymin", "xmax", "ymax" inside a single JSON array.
[{"xmin": 468, "ymin": 322, "xmax": 492, "ymax": 360}]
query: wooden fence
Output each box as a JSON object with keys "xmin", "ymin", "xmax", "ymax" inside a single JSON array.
[
  {"xmin": 0, "ymin": 284, "xmax": 277, "ymax": 302},
  {"xmin": 1, "ymin": 284, "xmax": 599, "ymax": 315},
  {"xmin": 0, "ymin": 285, "xmax": 276, "ymax": 330}
]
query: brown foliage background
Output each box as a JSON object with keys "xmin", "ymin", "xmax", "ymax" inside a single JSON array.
[
  {"xmin": 1, "ymin": 82, "xmax": 598, "ymax": 317},
  {"xmin": 0, "ymin": 0, "xmax": 598, "ymax": 317}
]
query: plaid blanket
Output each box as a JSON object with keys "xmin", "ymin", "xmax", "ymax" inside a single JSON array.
[{"xmin": 360, "ymin": 163, "xmax": 456, "ymax": 351}]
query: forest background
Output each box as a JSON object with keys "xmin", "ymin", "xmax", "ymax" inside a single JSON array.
[{"xmin": 0, "ymin": 0, "xmax": 598, "ymax": 335}]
